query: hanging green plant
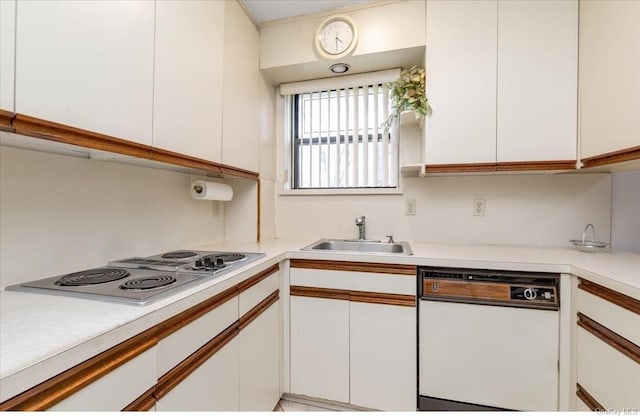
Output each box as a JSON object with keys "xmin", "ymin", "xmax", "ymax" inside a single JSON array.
[{"xmin": 381, "ymin": 65, "xmax": 432, "ymax": 134}]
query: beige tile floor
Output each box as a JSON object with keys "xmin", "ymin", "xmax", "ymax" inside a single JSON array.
[{"xmin": 275, "ymin": 395, "xmax": 366, "ymax": 412}]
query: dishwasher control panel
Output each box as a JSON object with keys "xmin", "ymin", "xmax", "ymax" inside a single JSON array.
[
  {"xmin": 418, "ymin": 266, "xmax": 560, "ymax": 310},
  {"xmin": 510, "ymin": 286, "xmax": 556, "ymax": 303}
]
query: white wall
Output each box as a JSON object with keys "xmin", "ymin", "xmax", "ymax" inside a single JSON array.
[
  {"xmin": 611, "ymin": 170, "xmax": 640, "ymax": 252},
  {"xmin": 259, "ymin": 71, "xmax": 278, "ymax": 241},
  {"xmin": 276, "ymin": 173, "xmax": 612, "ymax": 247},
  {"xmin": 0, "ymin": 146, "xmax": 224, "ymax": 288}
]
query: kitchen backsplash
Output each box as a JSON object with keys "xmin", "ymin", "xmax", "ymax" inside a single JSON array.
[
  {"xmin": 611, "ymin": 170, "xmax": 640, "ymax": 252},
  {"xmin": 276, "ymin": 173, "xmax": 612, "ymax": 248},
  {"xmin": 0, "ymin": 146, "xmax": 224, "ymax": 288}
]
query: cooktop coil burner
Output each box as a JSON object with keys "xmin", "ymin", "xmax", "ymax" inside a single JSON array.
[
  {"xmin": 120, "ymin": 275, "xmax": 177, "ymax": 291},
  {"xmin": 161, "ymin": 251, "xmax": 198, "ymax": 259},
  {"xmin": 213, "ymin": 253, "xmax": 245, "ymax": 263},
  {"xmin": 8, "ymin": 250, "xmax": 266, "ymax": 306},
  {"xmin": 55, "ymin": 268, "xmax": 131, "ymax": 286}
]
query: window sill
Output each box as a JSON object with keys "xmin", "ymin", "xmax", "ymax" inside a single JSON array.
[{"xmin": 279, "ymin": 187, "xmax": 403, "ymax": 196}]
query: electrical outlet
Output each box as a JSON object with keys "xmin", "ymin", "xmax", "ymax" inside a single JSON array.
[
  {"xmin": 405, "ymin": 198, "xmax": 417, "ymax": 216},
  {"xmin": 473, "ymin": 198, "xmax": 486, "ymax": 216}
]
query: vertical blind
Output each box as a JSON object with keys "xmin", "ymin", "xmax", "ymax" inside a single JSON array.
[{"xmin": 290, "ymin": 84, "xmax": 398, "ymax": 189}]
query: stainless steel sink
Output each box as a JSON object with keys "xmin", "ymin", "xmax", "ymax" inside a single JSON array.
[{"xmin": 301, "ymin": 239, "xmax": 413, "ymax": 255}]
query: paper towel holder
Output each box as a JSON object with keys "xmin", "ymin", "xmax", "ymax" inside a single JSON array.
[{"xmin": 190, "ymin": 180, "xmax": 234, "ymax": 201}]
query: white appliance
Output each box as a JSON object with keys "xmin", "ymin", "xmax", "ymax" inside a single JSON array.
[{"xmin": 418, "ymin": 266, "xmax": 560, "ymax": 411}]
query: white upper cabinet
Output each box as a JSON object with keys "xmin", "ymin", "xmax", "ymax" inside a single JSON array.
[
  {"xmin": 497, "ymin": 0, "xmax": 578, "ymax": 163},
  {"xmin": 222, "ymin": 1, "xmax": 260, "ymax": 172},
  {"xmin": 424, "ymin": 0, "xmax": 578, "ymax": 167},
  {"xmin": 153, "ymin": 1, "xmax": 224, "ymax": 162},
  {"xmin": 424, "ymin": 0, "xmax": 497, "ymax": 165},
  {"xmin": 14, "ymin": 1, "xmax": 155, "ymax": 145},
  {"xmin": 579, "ymin": 0, "xmax": 640, "ymax": 159},
  {"xmin": 0, "ymin": 0, "xmax": 15, "ymax": 111}
]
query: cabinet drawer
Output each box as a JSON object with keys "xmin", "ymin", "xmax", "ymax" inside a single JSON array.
[
  {"xmin": 49, "ymin": 346, "xmax": 157, "ymax": 411},
  {"xmin": 157, "ymin": 295, "xmax": 238, "ymax": 376},
  {"xmin": 576, "ymin": 326, "xmax": 640, "ymax": 409},
  {"xmin": 290, "ymin": 263, "xmax": 414, "ymax": 295},
  {"xmin": 578, "ymin": 281, "xmax": 640, "ymax": 345},
  {"xmin": 239, "ymin": 268, "xmax": 279, "ymax": 316}
]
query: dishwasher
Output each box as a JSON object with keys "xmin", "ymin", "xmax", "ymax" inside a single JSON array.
[{"xmin": 417, "ymin": 266, "xmax": 560, "ymax": 411}]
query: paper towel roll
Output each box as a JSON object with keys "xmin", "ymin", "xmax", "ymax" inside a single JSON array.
[{"xmin": 191, "ymin": 180, "xmax": 233, "ymax": 201}]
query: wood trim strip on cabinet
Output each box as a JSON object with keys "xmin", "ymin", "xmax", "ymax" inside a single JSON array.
[
  {"xmin": 236, "ymin": 264, "xmax": 280, "ymax": 294},
  {"xmin": 157, "ymin": 285, "xmax": 238, "ymax": 341},
  {"xmin": 257, "ymin": 179, "xmax": 261, "ymax": 242},
  {"xmin": 291, "ymin": 286, "xmax": 416, "ymax": 307},
  {"xmin": 0, "ymin": 326, "xmax": 158, "ymax": 411},
  {"xmin": 7, "ymin": 113, "xmax": 260, "ymax": 180},
  {"xmin": 290, "ymin": 285, "xmax": 350, "ymax": 301},
  {"xmin": 496, "ymin": 160, "xmax": 576, "ymax": 171},
  {"xmin": 576, "ymin": 383, "xmax": 605, "ymax": 411},
  {"xmin": 577, "ymin": 312, "xmax": 640, "ymax": 365},
  {"xmin": 349, "ymin": 290, "xmax": 416, "ymax": 307},
  {"xmin": 239, "ymin": 290, "xmax": 280, "ymax": 330},
  {"xmin": 0, "ymin": 109, "xmax": 15, "ymax": 131},
  {"xmin": 578, "ymin": 278, "xmax": 640, "ymax": 315},
  {"xmin": 423, "ymin": 163, "xmax": 497, "ymax": 174},
  {"xmin": 582, "ymin": 146, "xmax": 640, "ymax": 168},
  {"xmin": 220, "ymin": 164, "xmax": 260, "ymax": 180},
  {"xmin": 154, "ymin": 323, "xmax": 239, "ymax": 400},
  {"xmin": 149, "ymin": 147, "xmax": 222, "ymax": 174},
  {"xmin": 122, "ymin": 386, "xmax": 156, "ymax": 411},
  {"xmin": 11, "ymin": 113, "xmax": 153, "ymax": 160},
  {"xmin": 290, "ymin": 259, "xmax": 416, "ymax": 276}
]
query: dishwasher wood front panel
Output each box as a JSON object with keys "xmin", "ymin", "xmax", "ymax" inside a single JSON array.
[{"xmin": 419, "ymin": 300, "xmax": 559, "ymax": 411}]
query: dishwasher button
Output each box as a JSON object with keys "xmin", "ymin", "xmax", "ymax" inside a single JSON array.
[{"xmin": 523, "ymin": 288, "xmax": 537, "ymax": 300}]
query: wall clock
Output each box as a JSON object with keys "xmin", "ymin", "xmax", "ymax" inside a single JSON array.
[{"xmin": 315, "ymin": 15, "xmax": 358, "ymax": 60}]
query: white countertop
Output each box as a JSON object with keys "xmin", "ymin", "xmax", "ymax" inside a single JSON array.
[{"xmin": 2, "ymin": 238, "xmax": 639, "ymax": 402}]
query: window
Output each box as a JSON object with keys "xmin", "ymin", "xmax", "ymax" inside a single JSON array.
[{"xmin": 282, "ymin": 70, "xmax": 400, "ymax": 191}]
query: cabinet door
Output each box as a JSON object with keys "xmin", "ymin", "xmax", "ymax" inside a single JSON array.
[
  {"xmin": 222, "ymin": 1, "xmax": 260, "ymax": 172},
  {"xmin": 153, "ymin": 1, "xmax": 224, "ymax": 162},
  {"xmin": 0, "ymin": 0, "xmax": 15, "ymax": 111},
  {"xmin": 15, "ymin": 1, "xmax": 154, "ymax": 144},
  {"xmin": 424, "ymin": 0, "xmax": 497, "ymax": 165},
  {"xmin": 579, "ymin": 1, "xmax": 640, "ymax": 159},
  {"xmin": 497, "ymin": 0, "xmax": 578, "ymax": 163},
  {"xmin": 156, "ymin": 337, "xmax": 239, "ymax": 411},
  {"xmin": 350, "ymin": 302, "xmax": 416, "ymax": 411},
  {"xmin": 239, "ymin": 301, "xmax": 281, "ymax": 411},
  {"xmin": 290, "ymin": 296, "xmax": 349, "ymax": 403}
]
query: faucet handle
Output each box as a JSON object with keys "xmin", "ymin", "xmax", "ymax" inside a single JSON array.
[
  {"xmin": 355, "ymin": 216, "xmax": 365, "ymax": 225},
  {"xmin": 385, "ymin": 235, "xmax": 395, "ymax": 243}
]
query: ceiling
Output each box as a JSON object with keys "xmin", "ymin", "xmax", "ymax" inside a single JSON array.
[{"xmin": 241, "ymin": 0, "xmax": 380, "ymax": 24}]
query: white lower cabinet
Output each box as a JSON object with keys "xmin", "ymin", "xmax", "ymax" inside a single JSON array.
[
  {"xmin": 239, "ymin": 300, "xmax": 281, "ymax": 411},
  {"xmin": 289, "ymin": 262, "xmax": 417, "ymax": 410},
  {"xmin": 575, "ymin": 278, "xmax": 640, "ymax": 410},
  {"xmin": 350, "ymin": 301, "xmax": 416, "ymax": 411},
  {"xmin": 49, "ymin": 346, "xmax": 157, "ymax": 411},
  {"xmin": 290, "ymin": 296, "xmax": 350, "ymax": 403},
  {"xmin": 156, "ymin": 338, "xmax": 239, "ymax": 411}
]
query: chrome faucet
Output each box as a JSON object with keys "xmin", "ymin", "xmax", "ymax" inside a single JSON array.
[{"xmin": 355, "ymin": 216, "xmax": 366, "ymax": 240}]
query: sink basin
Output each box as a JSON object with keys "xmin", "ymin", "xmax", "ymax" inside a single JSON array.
[{"xmin": 301, "ymin": 239, "xmax": 413, "ymax": 255}]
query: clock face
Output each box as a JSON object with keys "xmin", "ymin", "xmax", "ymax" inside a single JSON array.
[
  {"xmin": 315, "ymin": 15, "xmax": 358, "ymax": 59},
  {"xmin": 318, "ymin": 20, "xmax": 354, "ymax": 55}
]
